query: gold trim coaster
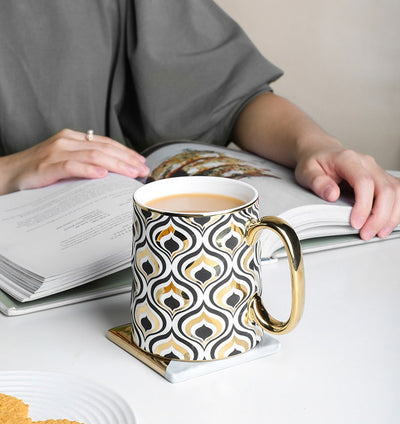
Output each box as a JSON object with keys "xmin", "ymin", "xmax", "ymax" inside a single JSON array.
[
  {"xmin": 107, "ymin": 324, "xmax": 171, "ymax": 377},
  {"xmin": 107, "ymin": 324, "xmax": 280, "ymax": 383}
]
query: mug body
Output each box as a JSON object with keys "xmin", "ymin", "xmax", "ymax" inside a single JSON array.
[{"xmin": 131, "ymin": 177, "xmax": 263, "ymax": 361}]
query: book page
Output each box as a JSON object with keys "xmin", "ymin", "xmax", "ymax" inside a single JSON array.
[
  {"xmin": 0, "ymin": 174, "xmax": 142, "ymax": 277},
  {"xmin": 143, "ymin": 140, "xmax": 353, "ymax": 217}
]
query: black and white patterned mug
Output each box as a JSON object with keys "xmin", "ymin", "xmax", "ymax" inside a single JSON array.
[{"xmin": 131, "ymin": 176, "xmax": 304, "ymax": 361}]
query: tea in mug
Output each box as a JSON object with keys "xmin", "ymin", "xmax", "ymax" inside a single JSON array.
[{"xmin": 145, "ymin": 192, "xmax": 245, "ymax": 213}]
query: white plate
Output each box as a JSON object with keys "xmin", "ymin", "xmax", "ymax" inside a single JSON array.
[{"xmin": 0, "ymin": 371, "xmax": 136, "ymax": 423}]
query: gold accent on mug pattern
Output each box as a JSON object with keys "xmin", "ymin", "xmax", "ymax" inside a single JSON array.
[
  {"xmin": 215, "ymin": 278, "xmax": 249, "ymax": 313},
  {"xmin": 136, "ymin": 246, "xmax": 160, "ymax": 279},
  {"xmin": 156, "ymin": 224, "xmax": 189, "ymax": 258},
  {"xmin": 184, "ymin": 253, "xmax": 222, "ymax": 287},
  {"xmin": 153, "ymin": 334, "xmax": 194, "ymax": 361},
  {"xmin": 215, "ymin": 220, "xmax": 244, "ymax": 255},
  {"xmin": 155, "ymin": 281, "xmax": 190, "ymax": 315},
  {"xmin": 185, "ymin": 310, "xmax": 224, "ymax": 345},
  {"xmin": 217, "ymin": 334, "xmax": 251, "ymax": 358},
  {"xmin": 134, "ymin": 304, "xmax": 162, "ymax": 337}
]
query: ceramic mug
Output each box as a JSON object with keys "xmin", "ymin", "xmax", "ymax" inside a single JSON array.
[{"xmin": 131, "ymin": 176, "xmax": 305, "ymax": 361}]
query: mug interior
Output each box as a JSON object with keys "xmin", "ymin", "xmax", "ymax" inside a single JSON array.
[{"xmin": 134, "ymin": 176, "xmax": 258, "ymax": 215}]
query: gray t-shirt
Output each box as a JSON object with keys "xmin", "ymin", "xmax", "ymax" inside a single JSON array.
[{"xmin": 0, "ymin": 0, "xmax": 283, "ymax": 155}]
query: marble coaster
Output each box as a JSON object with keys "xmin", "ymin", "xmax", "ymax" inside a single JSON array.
[{"xmin": 107, "ymin": 324, "xmax": 280, "ymax": 383}]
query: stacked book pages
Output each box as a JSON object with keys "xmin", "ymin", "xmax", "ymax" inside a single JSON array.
[{"xmin": 0, "ymin": 174, "xmax": 141, "ymax": 304}]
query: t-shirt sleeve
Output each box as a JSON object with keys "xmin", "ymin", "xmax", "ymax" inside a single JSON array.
[{"xmin": 126, "ymin": 0, "xmax": 283, "ymax": 150}]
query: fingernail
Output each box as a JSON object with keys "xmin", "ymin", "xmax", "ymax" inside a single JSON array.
[
  {"xmin": 352, "ymin": 216, "xmax": 366, "ymax": 230},
  {"xmin": 322, "ymin": 185, "xmax": 334, "ymax": 200},
  {"xmin": 127, "ymin": 165, "xmax": 139, "ymax": 176},
  {"xmin": 140, "ymin": 165, "xmax": 150, "ymax": 175},
  {"xmin": 378, "ymin": 227, "xmax": 392, "ymax": 239},
  {"xmin": 95, "ymin": 168, "xmax": 108, "ymax": 177}
]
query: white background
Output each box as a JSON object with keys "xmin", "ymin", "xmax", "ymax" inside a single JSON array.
[{"xmin": 216, "ymin": 0, "xmax": 400, "ymax": 170}]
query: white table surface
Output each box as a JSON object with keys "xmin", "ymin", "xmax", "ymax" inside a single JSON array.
[{"xmin": 1, "ymin": 238, "xmax": 399, "ymax": 424}]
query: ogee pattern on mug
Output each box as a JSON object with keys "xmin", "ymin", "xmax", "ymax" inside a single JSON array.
[{"xmin": 131, "ymin": 202, "xmax": 263, "ymax": 361}]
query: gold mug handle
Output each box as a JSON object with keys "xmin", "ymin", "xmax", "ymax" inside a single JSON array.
[{"xmin": 246, "ymin": 216, "xmax": 305, "ymax": 335}]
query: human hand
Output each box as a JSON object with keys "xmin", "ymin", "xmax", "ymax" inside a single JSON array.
[
  {"xmin": 0, "ymin": 129, "xmax": 150, "ymax": 194},
  {"xmin": 295, "ymin": 142, "xmax": 400, "ymax": 240}
]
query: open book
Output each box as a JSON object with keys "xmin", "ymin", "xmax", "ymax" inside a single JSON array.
[{"xmin": 1, "ymin": 140, "xmax": 399, "ymax": 314}]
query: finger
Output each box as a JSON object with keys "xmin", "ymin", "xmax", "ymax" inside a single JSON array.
[
  {"xmin": 358, "ymin": 178, "xmax": 395, "ymax": 240},
  {"xmin": 65, "ymin": 149, "xmax": 149, "ymax": 179},
  {"xmin": 58, "ymin": 138, "xmax": 150, "ymax": 178},
  {"xmin": 326, "ymin": 154, "xmax": 375, "ymax": 230},
  {"xmin": 20, "ymin": 161, "xmax": 108, "ymax": 190},
  {"xmin": 78, "ymin": 131, "xmax": 147, "ymax": 163},
  {"xmin": 333, "ymin": 154, "xmax": 400, "ymax": 238},
  {"xmin": 295, "ymin": 161, "xmax": 341, "ymax": 202},
  {"xmin": 309, "ymin": 174, "xmax": 341, "ymax": 202},
  {"xmin": 376, "ymin": 178, "xmax": 400, "ymax": 238},
  {"xmin": 55, "ymin": 129, "xmax": 147, "ymax": 164},
  {"xmin": 347, "ymin": 173, "xmax": 375, "ymax": 231}
]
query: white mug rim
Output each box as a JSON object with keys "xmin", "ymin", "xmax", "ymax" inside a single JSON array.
[{"xmin": 133, "ymin": 176, "xmax": 258, "ymax": 216}]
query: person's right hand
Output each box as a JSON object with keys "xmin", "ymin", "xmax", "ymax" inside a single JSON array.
[{"xmin": 0, "ymin": 129, "xmax": 150, "ymax": 195}]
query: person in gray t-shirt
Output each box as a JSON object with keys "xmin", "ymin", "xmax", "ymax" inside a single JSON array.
[{"xmin": 0, "ymin": 0, "xmax": 398, "ymax": 240}]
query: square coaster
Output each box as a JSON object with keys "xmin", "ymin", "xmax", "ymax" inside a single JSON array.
[{"xmin": 107, "ymin": 324, "xmax": 280, "ymax": 383}]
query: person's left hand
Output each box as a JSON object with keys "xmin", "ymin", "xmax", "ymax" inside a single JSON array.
[{"xmin": 295, "ymin": 143, "xmax": 400, "ymax": 240}]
